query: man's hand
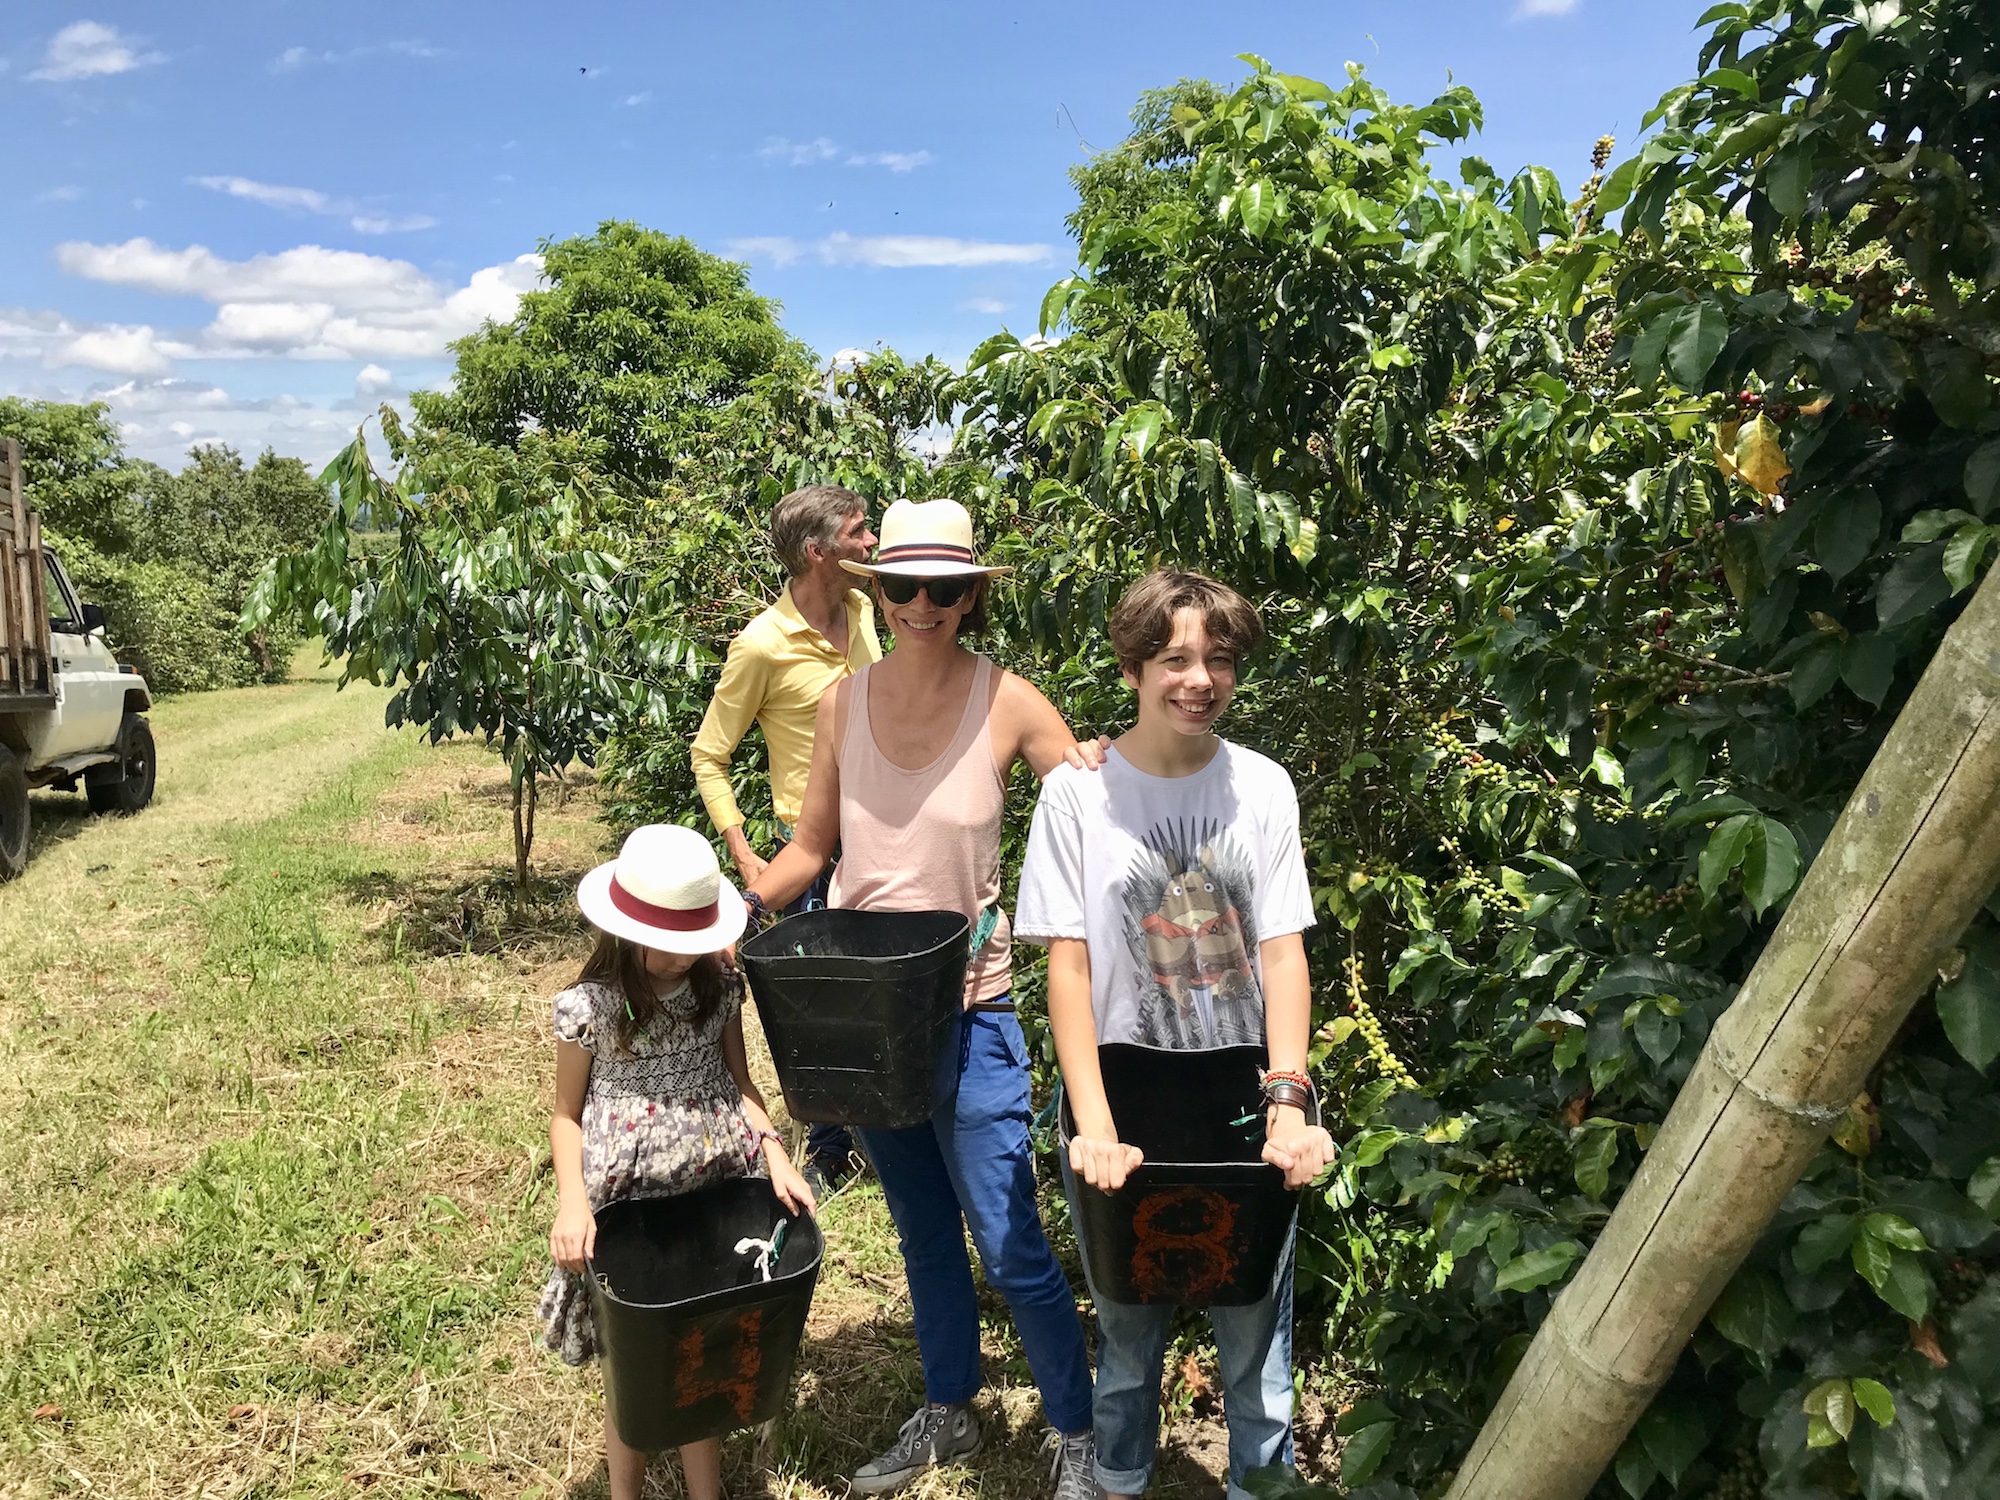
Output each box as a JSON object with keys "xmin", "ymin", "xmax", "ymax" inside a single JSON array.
[
  {"xmin": 1062, "ymin": 734, "xmax": 1116, "ymax": 773},
  {"xmin": 550, "ymin": 1197, "xmax": 597, "ymax": 1273},
  {"xmin": 1262, "ymin": 1105, "xmax": 1338, "ymax": 1189},
  {"xmin": 1070, "ymin": 1132, "xmax": 1145, "ymax": 1192},
  {"xmin": 724, "ymin": 826, "xmax": 768, "ymax": 886}
]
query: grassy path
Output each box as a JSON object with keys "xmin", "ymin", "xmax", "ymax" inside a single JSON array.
[{"xmin": 0, "ymin": 670, "xmax": 1269, "ymax": 1499}]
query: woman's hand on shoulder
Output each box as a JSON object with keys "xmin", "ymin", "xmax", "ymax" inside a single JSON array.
[
  {"xmin": 765, "ymin": 1140, "xmax": 819, "ymax": 1216},
  {"xmin": 1062, "ymin": 734, "xmax": 1114, "ymax": 772},
  {"xmin": 550, "ymin": 1197, "xmax": 597, "ymax": 1273}
]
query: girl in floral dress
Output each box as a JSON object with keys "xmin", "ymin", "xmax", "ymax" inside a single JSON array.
[{"xmin": 540, "ymin": 823, "xmax": 815, "ymax": 1500}]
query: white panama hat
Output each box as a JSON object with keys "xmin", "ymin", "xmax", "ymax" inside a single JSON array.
[
  {"xmin": 840, "ymin": 497, "xmax": 1012, "ymax": 580},
  {"xmin": 577, "ymin": 824, "xmax": 748, "ymax": 954}
]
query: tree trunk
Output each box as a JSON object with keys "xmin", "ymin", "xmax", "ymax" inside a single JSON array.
[
  {"xmin": 511, "ymin": 773, "xmax": 538, "ymax": 894},
  {"xmin": 1444, "ymin": 562, "xmax": 2000, "ymax": 1500}
]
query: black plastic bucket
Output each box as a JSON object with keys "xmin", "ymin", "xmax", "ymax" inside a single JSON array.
[
  {"xmin": 586, "ymin": 1178, "xmax": 823, "ymax": 1451},
  {"xmin": 739, "ymin": 908, "xmax": 970, "ymax": 1128},
  {"xmin": 1061, "ymin": 1043, "xmax": 1301, "ymax": 1307}
]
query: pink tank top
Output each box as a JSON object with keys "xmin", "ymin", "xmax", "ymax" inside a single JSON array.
[{"xmin": 827, "ymin": 654, "xmax": 1012, "ymax": 1004}]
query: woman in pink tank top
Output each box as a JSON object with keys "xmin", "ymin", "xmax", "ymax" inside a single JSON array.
[{"xmin": 745, "ymin": 499, "xmax": 1103, "ymax": 1499}]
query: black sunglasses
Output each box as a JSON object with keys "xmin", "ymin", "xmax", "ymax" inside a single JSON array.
[{"xmin": 878, "ymin": 574, "xmax": 973, "ymax": 609}]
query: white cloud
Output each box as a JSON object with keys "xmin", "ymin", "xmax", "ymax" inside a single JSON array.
[
  {"xmin": 36, "ymin": 186, "xmax": 84, "ymax": 204},
  {"xmin": 761, "ymin": 136, "xmax": 841, "ymax": 166},
  {"xmin": 958, "ymin": 296, "xmax": 1010, "ymax": 315},
  {"xmin": 349, "ymin": 213, "xmax": 439, "ymax": 234},
  {"xmin": 270, "ymin": 39, "xmax": 444, "ymax": 72},
  {"xmin": 728, "ymin": 233, "xmax": 1056, "ymax": 270},
  {"xmin": 30, "ymin": 21, "xmax": 164, "ymax": 82},
  {"xmin": 759, "ymin": 136, "xmax": 932, "ymax": 172},
  {"xmin": 195, "ymin": 175, "xmax": 437, "ymax": 235},
  {"xmin": 1513, "ymin": 0, "xmax": 1579, "ymax": 15},
  {"xmin": 94, "ymin": 378, "xmax": 240, "ymax": 414},
  {"xmin": 356, "ymin": 363, "xmax": 396, "ymax": 395},
  {"xmin": 622, "ymin": 91, "xmax": 652, "ymax": 107},
  {"xmin": 52, "ymin": 237, "xmax": 545, "ymax": 362},
  {"xmin": 847, "ymin": 150, "xmax": 933, "ymax": 173},
  {"xmin": 51, "ymin": 324, "xmax": 173, "ymax": 378}
]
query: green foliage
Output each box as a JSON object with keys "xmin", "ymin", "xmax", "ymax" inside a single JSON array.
[
  {"xmin": 410, "ymin": 221, "xmax": 803, "ymax": 490},
  {"xmin": 937, "ymin": 8, "xmax": 2000, "ymax": 1493},
  {"xmin": 249, "ymin": 419, "xmax": 687, "ymax": 886},
  {"xmin": 0, "ymin": 397, "xmax": 150, "ymax": 554},
  {"xmin": 50, "ymin": 529, "xmax": 258, "ymax": 695},
  {"xmin": 0, "ymin": 401, "xmax": 323, "ymax": 692},
  {"xmin": 142, "ymin": 444, "xmax": 328, "ymax": 680}
]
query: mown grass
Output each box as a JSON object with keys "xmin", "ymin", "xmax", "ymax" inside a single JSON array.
[{"xmin": 0, "ymin": 666, "xmax": 1312, "ymax": 1499}]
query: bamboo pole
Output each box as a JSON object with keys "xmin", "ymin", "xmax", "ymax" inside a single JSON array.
[{"xmin": 1444, "ymin": 560, "xmax": 2000, "ymax": 1500}]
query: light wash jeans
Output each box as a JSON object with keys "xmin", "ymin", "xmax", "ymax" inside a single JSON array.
[{"xmin": 1064, "ymin": 1155, "xmax": 1297, "ymax": 1499}]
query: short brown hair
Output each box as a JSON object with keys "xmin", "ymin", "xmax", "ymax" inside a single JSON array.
[
  {"xmin": 771, "ymin": 485, "xmax": 864, "ymax": 577},
  {"xmin": 1108, "ymin": 570, "xmax": 1264, "ymax": 676}
]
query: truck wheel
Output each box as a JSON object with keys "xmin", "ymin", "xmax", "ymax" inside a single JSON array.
[
  {"xmin": 0, "ymin": 746, "xmax": 27, "ymax": 881},
  {"xmin": 86, "ymin": 714, "xmax": 156, "ymax": 816}
]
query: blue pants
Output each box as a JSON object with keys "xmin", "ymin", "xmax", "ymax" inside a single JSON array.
[
  {"xmin": 1064, "ymin": 1156, "xmax": 1297, "ymax": 1499},
  {"xmin": 775, "ymin": 834, "xmax": 851, "ymax": 1165},
  {"xmin": 856, "ymin": 1009, "xmax": 1094, "ymax": 1435}
]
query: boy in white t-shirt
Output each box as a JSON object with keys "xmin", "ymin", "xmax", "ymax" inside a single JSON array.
[{"xmin": 1015, "ymin": 570, "xmax": 1337, "ymax": 1500}]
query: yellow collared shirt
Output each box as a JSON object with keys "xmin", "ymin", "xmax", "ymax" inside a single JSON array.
[{"xmin": 692, "ymin": 583, "xmax": 880, "ymax": 833}]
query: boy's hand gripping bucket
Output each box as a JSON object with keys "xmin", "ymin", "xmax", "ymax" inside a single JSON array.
[
  {"xmin": 1061, "ymin": 1043, "xmax": 1307, "ymax": 1306},
  {"xmin": 586, "ymin": 1178, "xmax": 823, "ymax": 1450},
  {"xmin": 739, "ymin": 908, "xmax": 970, "ymax": 1128}
]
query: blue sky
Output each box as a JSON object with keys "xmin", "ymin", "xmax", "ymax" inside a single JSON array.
[{"xmin": 6, "ymin": 1, "xmax": 1714, "ymax": 469}]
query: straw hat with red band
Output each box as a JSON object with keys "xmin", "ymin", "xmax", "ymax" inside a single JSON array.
[
  {"xmin": 577, "ymin": 824, "xmax": 748, "ymax": 954},
  {"xmin": 840, "ymin": 497, "xmax": 1012, "ymax": 580}
]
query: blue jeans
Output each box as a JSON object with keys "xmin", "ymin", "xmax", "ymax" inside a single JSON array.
[
  {"xmin": 1064, "ymin": 1155, "xmax": 1297, "ymax": 1499},
  {"xmin": 774, "ymin": 832, "xmax": 850, "ymax": 1165},
  {"xmin": 856, "ymin": 1009, "xmax": 1094, "ymax": 1434}
]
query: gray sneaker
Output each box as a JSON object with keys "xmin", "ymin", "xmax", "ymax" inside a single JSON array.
[
  {"xmin": 851, "ymin": 1401, "xmax": 981, "ymax": 1494},
  {"xmin": 1044, "ymin": 1426, "xmax": 1098, "ymax": 1500}
]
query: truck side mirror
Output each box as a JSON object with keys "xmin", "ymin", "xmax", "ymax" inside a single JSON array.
[{"xmin": 79, "ymin": 602, "xmax": 107, "ymax": 634}]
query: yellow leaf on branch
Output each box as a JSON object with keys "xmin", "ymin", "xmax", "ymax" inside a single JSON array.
[
  {"xmin": 1713, "ymin": 419, "xmax": 1742, "ymax": 483},
  {"xmin": 1733, "ymin": 413, "xmax": 1791, "ymax": 497}
]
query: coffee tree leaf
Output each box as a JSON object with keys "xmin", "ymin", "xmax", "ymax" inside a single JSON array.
[
  {"xmin": 1936, "ymin": 950, "xmax": 2000, "ymax": 1071},
  {"xmin": 1493, "ymin": 1240, "xmax": 1579, "ymax": 1293},
  {"xmin": 1699, "ymin": 813, "xmax": 1755, "ymax": 899},
  {"xmin": 1851, "ymin": 1378, "xmax": 1895, "ymax": 1429},
  {"xmin": 1636, "ymin": 1400, "xmax": 1709, "ymax": 1487}
]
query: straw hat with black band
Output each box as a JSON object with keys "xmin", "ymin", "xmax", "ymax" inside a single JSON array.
[
  {"xmin": 839, "ymin": 498, "xmax": 1012, "ymax": 580},
  {"xmin": 577, "ymin": 824, "xmax": 748, "ymax": 954}
]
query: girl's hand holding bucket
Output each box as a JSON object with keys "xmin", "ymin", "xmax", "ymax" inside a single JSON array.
[
  {"xmin": 552, "ymin": 1197, "xmax": 598, "ymax": 1273},
  {"xmin": 760, "ymin": 1134, "xmax": 819, "ymax": 1216}
]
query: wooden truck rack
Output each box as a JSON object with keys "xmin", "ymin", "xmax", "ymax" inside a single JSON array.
[{"xmin": 0, "ymin": 436, "xmax": 56, "ymax": 713}]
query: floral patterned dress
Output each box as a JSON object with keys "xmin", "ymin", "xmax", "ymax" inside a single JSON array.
[{"xmin": 537, "ymin": 976, "xmax": 763, "ymax": 1365}]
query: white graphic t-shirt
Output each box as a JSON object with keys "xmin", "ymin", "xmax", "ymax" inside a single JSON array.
[{"xmin": 1014, "ymin": 741, "xmax": 1315, "ymax": 1048}]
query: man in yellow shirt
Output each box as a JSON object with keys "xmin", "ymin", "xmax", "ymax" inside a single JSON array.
[{"xmin": 692, "ymin": 484, "xmax": 879, "ymax": 1191}]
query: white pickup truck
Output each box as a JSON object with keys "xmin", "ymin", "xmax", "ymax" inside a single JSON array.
[{"xmin": 0, "ymin": 437, "xmax": 156, "ymax": 880}]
